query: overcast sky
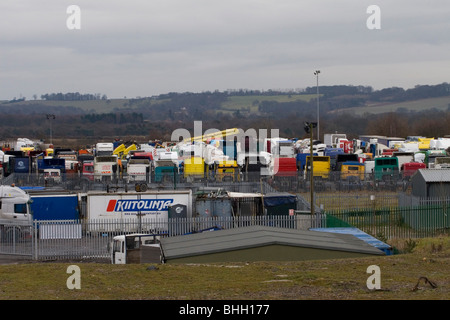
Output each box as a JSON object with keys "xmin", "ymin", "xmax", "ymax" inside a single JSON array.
[{"xmin": 1, "ymin": 0, "xmax": 449, "ymax": 100}]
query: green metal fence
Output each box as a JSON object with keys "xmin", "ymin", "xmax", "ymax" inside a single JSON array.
[{"xmin": 325, "ymin": 204, "xmax": 450, "ymax": 240}]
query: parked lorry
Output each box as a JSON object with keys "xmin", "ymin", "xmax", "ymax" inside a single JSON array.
[
  {"xmin": 183, "ymin": 157, "xmax": 206, "ymax": 182},
  {"xmin": 401, "ymin": 162, "xmax": 426, "ymax": 180},
  {"xmin": 304, "ymin": 156, "xmax": 331, "ymax": 179},
  {"xmin": 373, "ymin": 157, "xmax": 399, "ymax": 181},
  {"xmin": 37, "ymin": 158, "xmax": 66, "ymax": 185},
  {"xmin": 340, "ymin": 161, "xmax": 365, "ymax": 181},
  {"xmin": 213, "ymin": 160, "xmax": 240, "ymax": 182},
  {"xmin": 0, "ymin": 185, "xmax": 32, "ymax": 241},
  {"xmin": 126, "ymin": 157, "xmax": 152, "ymax": 184},
  {"xmin": 80, "ymin": 190, "xmax": 193, "ymax": 234},
  {"xmin": 95, "ymin": 142, "xmax": 114, "ymax": 156},
  {"xmin": 237, "ymin": 151, "xmax": 272, "ymax": 180},
  {"xmin": 93, "ymin": 155, "xmax": 119, "ymax": 183},
  {"xmin": 434, "ymin": 157, "xmax": 450, "ymax": 169},
  {"xmin": 110, "ymin": 233, "xmax": 162, "ymax": 264}
]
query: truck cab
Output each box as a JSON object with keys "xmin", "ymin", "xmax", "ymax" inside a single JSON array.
[
  {"xmin": 0, "ymin": 185, "xmax": 32, "ymax": 222},
  {"xmin": 111, "ymin": 233, "xmax": 162, "ymax": 264}
]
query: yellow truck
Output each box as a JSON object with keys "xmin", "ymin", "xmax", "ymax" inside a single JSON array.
[
  {"xmin": 214, "ymin": 160, "xmax": 240, "ymax": 182},
  {"xmin": 183, "ymin": 157, "xmax": 206, "ymax": 182},
  {"xmin": 340, "ymin": 161, "xmax": 365, "ymax": 181},
  {"xmin": 305, "ymin": 156, "xmax": 331, "ymax": 179}
]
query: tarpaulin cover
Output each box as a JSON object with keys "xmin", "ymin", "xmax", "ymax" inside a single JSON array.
[{"xmin": 263, "ymin": 193, "xmax": 296, "ymax": 207}]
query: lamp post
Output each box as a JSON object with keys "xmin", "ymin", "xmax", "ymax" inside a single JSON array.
[
  {"xmin": 46, "ymin": 114, "xmax": 55, "ymax": 145},
  {"xmin": 304, "ymin": 122, "xmax": 317, "ymax": 219},
  {"xmin": 314, "ymin": 70, "xmax": 320, "ymax": 141}
]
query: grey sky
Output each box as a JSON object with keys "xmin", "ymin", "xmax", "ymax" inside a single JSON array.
[{"xmin": 1, "ymin": 0, "xmax": 449, "ymax": 100}]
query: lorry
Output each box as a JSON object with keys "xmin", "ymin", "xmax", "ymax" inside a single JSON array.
[
  {"xmin": 340, "ymin": 161, "xmax": 365, "ymax": 181},
  {"xmin": 237, "ymin": 151, "xmax": 272, "ymax": 180},
  {"xmin": 93, "ymin": 155, "xmax": 119, "ymax": 183},
  {"xmin": 213, "ymin": 160, "xmax": 240, "ymax": 182},
  {"xmin": 80, "ymin": 189, "xmax": 193, "ymax": 234},
  {"xmin": 373, "ymin": 157, "xmax": 399, "ymax": 181},
  {"xmin": 304, "ymin": 156, "xmax": 331, "ymax": 179},
  {"xmin": 183, "ymin": 157, "xmax": 207, "ymax": 182},
  {"xmin": 110, "ymin": 233, "xmax": 162, "ymax": 264},
  {"xmin": 401, "ymin": 162, "xmax": 426, "ymax": 180},
  {"xmin": 126, "ymin": 157, "xmax": 152, "ymax": 184},
  {"xmin": 37, "ymin": 158, "xmax": 66, "ymax": 185},
  {"xmin": 0, "ymin": 185, "xmax": 32, "ymax": 241},
  {"xmin": 95, "ymin": 142, "xmax": 114, "ymax": 156}
]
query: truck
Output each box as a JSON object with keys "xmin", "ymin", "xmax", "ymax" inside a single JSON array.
[
  {"xmin": 340, "ymin": 161, "xmax": 365, "ymax": 181},
  {"xmin": 0, "ymin": 185, "xmax": 32, "ymax": 241},
  {"xmin": 237, "ymin": 151, "xmax": 272, "ymax": 180},
  {"xmin": 373, "ymin": 157, "xmax": 399, "ymax": 181},
  {"xmin": 401, "ymin": 162, "xmax": 426, "ymax": 180},
  {"xmin": 304, "ymin": 156, "xmax": 331, "ymax": 179},
  {"xmin": 93, "ymin": 155, "xmax": 119, "ymax": 182},
  {"xmin": 37, "ymin": 158, "xmax": 66, "ymax": 185},
  {"xmin": 126, "ymin": 157, "xmax": 152, "ymax": 184},
  {"xmin": 324, "ymin": 133, "xmax": 347, "ymax": 148},
  {"xmin": 80, "ymin": 189, "xmax": 193, "ymax": 234},
  {"xmin": 110, "ymin": 233, "xmax": 162, "ymax": 264},
  {"xmin": 213, "ymin": 160, "xmax": 240, "ymax": 182},
  {"xmin": 183, "ymin": 157, "xmax": 207, "ymax": 182}
]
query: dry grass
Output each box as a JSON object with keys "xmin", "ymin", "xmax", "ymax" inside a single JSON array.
[{"xmin": 0, "ymin": 237, "xmax": 448, "ymax": 301}]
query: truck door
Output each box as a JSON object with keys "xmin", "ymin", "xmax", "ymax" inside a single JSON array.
[{"xmin": 112, "ymin": 239, "xmax": 126, "ymax": 264}]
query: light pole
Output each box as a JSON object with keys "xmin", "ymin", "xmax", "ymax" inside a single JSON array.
[
  {"xmin": 46, "ymin": 114, "xmax": 55, "ymax": 145},
  {"xmin": 314, "ymin": 70, "xmax": 320, "ymax": 141},
  {"xmin": 304, "ymin": 122, "xmax": 317, "ymax": 219}
]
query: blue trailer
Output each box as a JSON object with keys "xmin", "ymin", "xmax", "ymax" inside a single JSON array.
[{"xmin": 29, "ymin": 192, "xmax": 79, "ymax": 221}]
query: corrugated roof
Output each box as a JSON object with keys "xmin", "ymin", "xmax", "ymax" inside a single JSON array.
[
  {"xmin": 160, "ymin": 225, "xmax": 385, "ymax": 260},
  {"xmin": 414, "ymin": 169, "xmax": 450, "ymax": 182}
]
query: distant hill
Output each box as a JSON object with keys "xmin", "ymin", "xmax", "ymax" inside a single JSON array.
[{"xmin": 1, "ymin": 83, "xmax": 449, "ymax": 144}]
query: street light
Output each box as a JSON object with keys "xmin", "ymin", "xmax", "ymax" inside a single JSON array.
[
  {"xmin": 314, "ymin": 70, "xmax": 320, "ymax": 141},
  {"xmin": 46, "ymin": 114, "xmax": 55, "ymax": 145},
  {"xmin": 304, "ymin": 121, "xmax": 317, "ymax": 219}
]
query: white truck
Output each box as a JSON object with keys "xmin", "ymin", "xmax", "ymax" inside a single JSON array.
[
  {"xmin": 0, "ymin": 185, "xmax": 32, "ymax": 241},
  {"xmin": 126, "ymin": 157, "xmax": 151, "ymax": 183},
  {"xmin": 94, "ymin": 155, "xmax": 119, "ymax": 182},
  {"xmin": 80, "ymin": 189, "xmax": 193, "ymax": 234},
  {"xmin": 110, "ymin": 233, "xmax": 162, "ymax": 264}
]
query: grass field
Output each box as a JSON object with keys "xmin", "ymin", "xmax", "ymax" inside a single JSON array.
[
  {"xmin": 337, "ymin": 96, "xmax": 450, "ymax": 116},
  {"xmin": 0, "ymin": 237, "xmax": 448, "ymax": 301},
  {"xmin": 218, "ymin": 94, "xmax": 317, "ymax": 114}
]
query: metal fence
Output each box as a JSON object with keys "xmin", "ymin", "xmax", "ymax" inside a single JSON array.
[
  {"xmin": 0, "ymin": 219, "xmax": 33, "ymax": 256},
  {"xmin": 1, "ymin": 215, "xmax": 324, "ymax": 261},
  {"xmin": 324, "ymin": 204, "xmax": 450, "ymax": 240},
  {"xmin": 2, "ymin": 203, "xmax": 448, "ymax": 262},
  {"xmin": 2, "ymin": 171, "xmax": 412, "ymax": 194}
]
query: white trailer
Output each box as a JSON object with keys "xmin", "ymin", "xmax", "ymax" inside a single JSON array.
[{"xmin": 82, "ymin": 190, "xmax": 193, "ymax": 233}]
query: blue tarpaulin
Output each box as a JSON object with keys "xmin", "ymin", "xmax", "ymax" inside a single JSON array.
[
  {"xmin": 311, "ymin": 227, "xmax": 393, "ymax": 255},
  {"xmin": 263, "ymin": 193, "xmax": 296, "ymax": 207}
]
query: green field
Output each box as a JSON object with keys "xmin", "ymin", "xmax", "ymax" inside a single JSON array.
[
  {"xmin": 219, "ymin": 94, "xmax": 317, "ymax": 113},
  {"xmin": 339, "ymin": 96, "xmax": 450, "ymax": 116}
]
